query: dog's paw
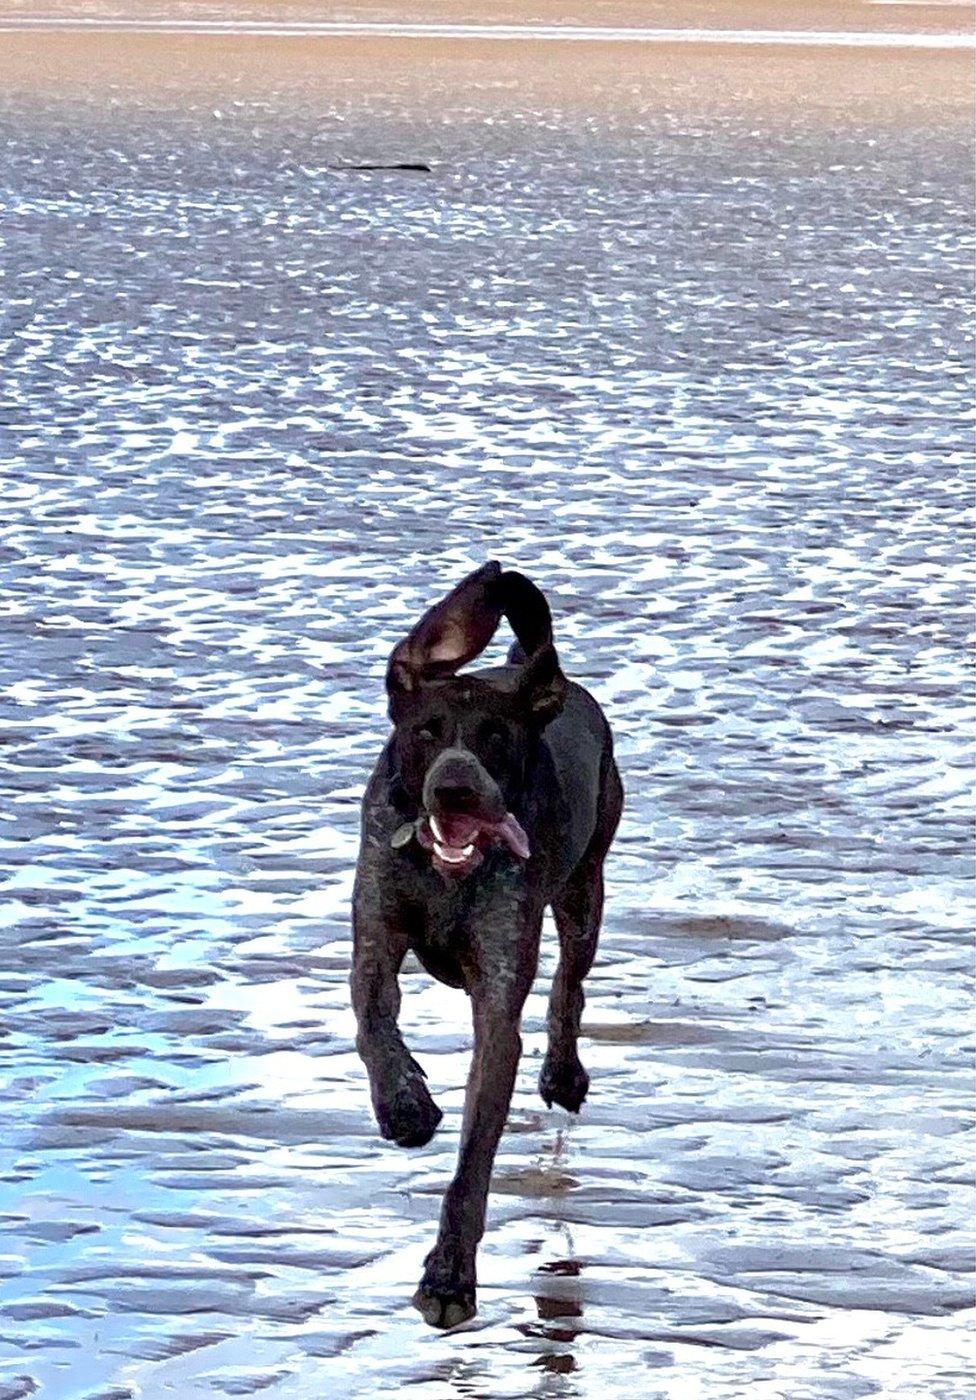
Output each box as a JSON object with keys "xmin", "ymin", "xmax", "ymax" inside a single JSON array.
[
  {"xmin": 412, "ymin": 1283, "xmax": 476, "ymax": 1329},
  {"xmin": 539, "ymin": 1051, "xmax": 590, "ymax": 1114},
  {"xmin": 376, "ymin": 1076, "xmax": 442, "ymax": 1148},
  {"xmin": 413, "ymin": 1244, "xmax": 476, "ymax": 1328}
]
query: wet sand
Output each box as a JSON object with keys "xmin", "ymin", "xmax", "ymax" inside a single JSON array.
[{"xmin": 0, "ymin": 6, "xmax": 974, "ymax": 1399}]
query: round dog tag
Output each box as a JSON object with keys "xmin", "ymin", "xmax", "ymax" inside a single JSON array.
[{"xmin": 390, "ymin": 822, "xmax": 415, "ymax": 850}]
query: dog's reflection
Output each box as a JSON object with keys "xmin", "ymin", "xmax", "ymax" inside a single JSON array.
[{"xmin": 530, "ymin": 1267, "xmax": 584, "ymax": 1377}]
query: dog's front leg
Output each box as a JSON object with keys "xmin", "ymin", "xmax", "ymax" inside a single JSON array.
[
  {"xmin": 412, "ymin": 994, "xmax": 521, "ymax": 1328},
  {"xmin": 413, "ymin": 920, "xmax": 539, "ymax": 1329},
  {"xmin": 351, "ymin": 878, "xmax": 442, "ymax": 1149}
]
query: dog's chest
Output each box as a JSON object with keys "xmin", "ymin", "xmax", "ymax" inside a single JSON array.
[{"xmin": 397, "ymin": 858, "xmax": 525, "ymax": 992}]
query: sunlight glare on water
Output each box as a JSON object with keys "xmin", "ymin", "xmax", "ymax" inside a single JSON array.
[{"xmin": 0, "ymin": 47, "xmax": 973, "ymax": 1400}]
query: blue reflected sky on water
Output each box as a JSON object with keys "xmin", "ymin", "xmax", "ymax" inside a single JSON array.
[{"xmin": 0, "ymin": 64, "xmax": 973, "ymax": 1400}]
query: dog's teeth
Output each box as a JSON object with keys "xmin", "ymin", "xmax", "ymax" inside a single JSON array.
[
  {"xmin": 436, "ymin": 846, "xmax": 467, "ymax": 864},
  {"xmin": 434, "ymin": 842, "xmax": 474, "ymax": 864},
  {"xmin": 429, "ymin": 816, "xmax": 476, "ymax": 865}
]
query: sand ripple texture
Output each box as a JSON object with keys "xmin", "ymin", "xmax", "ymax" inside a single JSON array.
[{"xmin": 0, "ymin": 79, "xmax": 973, "ymax": 1400}]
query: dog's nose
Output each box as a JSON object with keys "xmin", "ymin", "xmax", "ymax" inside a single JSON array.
[
  {"xmin": 422, "ymin": 747, "xmax": 504, "ymax": 821},
  {"xmin": 433, "ymin": 781, "xmax": 478, "ymax": 810}
]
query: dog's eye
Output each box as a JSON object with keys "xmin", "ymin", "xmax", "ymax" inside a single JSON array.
[
  {"xmin": 415, "ymin": 719, "xmax": 443, "ymax": 743},
  {"xmin": 479, "ymin": 721, "xmax": 509, "ymax": 749}
]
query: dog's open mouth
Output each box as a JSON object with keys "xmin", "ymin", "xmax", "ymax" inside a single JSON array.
[{"xmin": 416, "ymin": 811, "xmax": 530, "ymax": 878}]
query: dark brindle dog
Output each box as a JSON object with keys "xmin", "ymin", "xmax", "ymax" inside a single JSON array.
[{"xmin": 351, "ymin": 561, "xmax": 622, "ymax": 1327}]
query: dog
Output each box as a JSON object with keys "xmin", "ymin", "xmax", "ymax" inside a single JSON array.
[{"xmin": 351, "ymin": 561, "xmax": 622, "ymax": 1327}]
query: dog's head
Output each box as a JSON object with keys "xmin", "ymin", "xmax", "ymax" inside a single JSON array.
[{"xmin": 386, "ymin": 562, "xmax": 567, "ymax": 879}]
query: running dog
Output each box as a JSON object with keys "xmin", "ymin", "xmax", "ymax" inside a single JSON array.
[{"xmin": 351, "ymin": 562, "xmax": 622, "ymax": 1327}]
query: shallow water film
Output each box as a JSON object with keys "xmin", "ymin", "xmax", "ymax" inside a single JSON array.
[{"xmin": 1, "ymin": 43, "xmax": 974, "ymax": 1400}]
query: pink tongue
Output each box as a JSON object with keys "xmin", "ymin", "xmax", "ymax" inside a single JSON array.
[
  {"xmin": 426, "ymin": 811, "xmax": 530, "ymax": 860},
  {"xmin": 486, "ymin": 812, "xmax": 531, "ymax": 861}
]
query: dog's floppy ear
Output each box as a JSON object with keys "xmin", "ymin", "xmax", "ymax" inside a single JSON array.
[
  {"xmin": 387, "ymin": 561, "xmax": 504, "ymax": 712},
  {"xmin": 501, "ymin": 570, "xmax": 568, "ymax": 727}
]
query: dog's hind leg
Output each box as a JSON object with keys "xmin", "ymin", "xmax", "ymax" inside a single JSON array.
[
  {"xmin": 540, "ymin": 862, "xmax": 603, "ymax": 1113},
  {"xmin": 541, "ymin": 759, "xmax": 623, "ymax": 1114},
  {"xmin": 351, "ymin": 882, "xmax": 442, "ymax": 1149}
]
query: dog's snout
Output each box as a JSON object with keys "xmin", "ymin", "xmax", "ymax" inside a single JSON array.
[{"xmin": 422, "ymin": 747, "xmax": 502, "ymax": 818}]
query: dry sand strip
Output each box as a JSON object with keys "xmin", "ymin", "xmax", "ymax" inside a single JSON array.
[
  {"xmin": 2, "ymin": 0, "xmax": 973, "ymax": 26},
  {"xmin": 2, "ymin": 15, "xmax": 971, "ymax": 121},
  {"xmin": 1, "ymin": 17, "xmax": 973, "ymax": 46}
]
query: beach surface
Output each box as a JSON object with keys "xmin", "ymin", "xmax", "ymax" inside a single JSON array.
[
  {"xmin": 0, "ymin": 5, "xmax": 974, "ymax": 1399},
  {"xmin": 1, "ymin": 0, "xmax": 974, "ymax": 108}
]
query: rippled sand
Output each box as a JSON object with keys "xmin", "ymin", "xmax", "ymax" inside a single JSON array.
[{"xmin": 0, "ymin": 13, "xmax": 973, "ymax": 1400}]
